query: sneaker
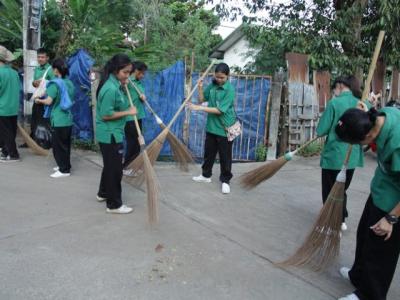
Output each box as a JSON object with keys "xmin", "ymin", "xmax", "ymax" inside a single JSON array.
[
  {"xmin": 341, "ymin": 222, "xmax": 348, "ymax": 231},
  {"xmin": 338, "ymin": 293, "xmax": 359, "ymax": 300},
  {"xmin": 123, "ymin": 169, "xmax": 139, "ymax": 177},
  {"xmin": 192, "ymin": 175, "xmax": 211, "ymax": 183},
  {"xmin": 222, "ymin": 183, "xmax": 230, "ymax": 194},
  {"xmin": 106, "ymin": 205, "xmax": 133, "ymax": 214},
  {"xmin": 339, "ymin": 267, "xmax": 351, "ymax": 281},
  {"xmin": 0, "ymin": 156, "xmax": 20, "ymax": 163},
  {"xmin": 53, "ymin": 166, "xmax": 59, "ymax": 171},
  {"xmin": 96, "ymin": 195, "xmax": 107, "ymax": 202},
  {"xmin": 50, "ymin": 170, "xmax": 70, "ymax": 178}
]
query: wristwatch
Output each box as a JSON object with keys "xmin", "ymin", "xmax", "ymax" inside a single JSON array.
[{"xmin": 384, "ymin": 214, "xmax": 399, "ymax": 225}]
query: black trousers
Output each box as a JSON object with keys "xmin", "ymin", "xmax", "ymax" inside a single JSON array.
[
  {"xmin": 31, "ymin": 102, "xmax": 49, "ymax": 139},
  {"xmin": 123, "ymin": 119, "xmax": 142, "ymax": 169},
  {"xmin": 321, "ymin": 168, "xmax": 355, "ymax": 222},
  {"xmin": 202, "ymin": 132, "xmax": 233, "ymax": 184},
  {"xmin": 0, "ymin": 116, "xmax": 19, "ymax": 158},
  {"xmin": 349, "ymin": 196, "xmax": 400, "ymax": 300},
  {"xmin": 98, "ymin": 137, "xmax": 123, "ymax": 209},
  {"xmin": 52, "ymin": 126, "xmax": 72, "ymax": 173}
]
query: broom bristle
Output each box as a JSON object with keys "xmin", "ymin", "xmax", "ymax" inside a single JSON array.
[
  {"xmin": 240, "ymin": 156, "xmax": 288, "ymax": 189},
  {"xmin": 166, "ymin": 131, "xmax": 194, "ymax": 172},
  {"xmin": 276, "ymin": 182, "xmax": 345, "ymax": 271},
  {"xmin": 143, "ymin": 150, "xmax": 159, "ymax": 224},
  {"xmin": 17, "ymin": 123, "xmax": 49, "ymax": 156}
]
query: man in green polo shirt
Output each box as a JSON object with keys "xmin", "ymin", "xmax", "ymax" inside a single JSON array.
[
  {"xmin": 29, "ymin": 48, "xmax": 54, "ymax": 143},
  {"xmin": 0, "ymin": 45, "xmax": 21, "ymax": 162}
]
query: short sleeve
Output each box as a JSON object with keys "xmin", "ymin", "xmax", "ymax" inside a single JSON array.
[
  {"xmin": 99, "ymin": 89, "xmax": 116, "ymax": 117},
  {"xmin": 203, "ymin": 84, "xmax": 212, "ymax": 102},
  {"xmin": 216, "ymin": 87, "xmax": 235, "ymax": 114},
  {"xmin": 316, "ymin": 101, "xmax": 335, "ymax": 137},
  {"xmin": 46, "ymin": 83, "xmax": 58, "ymax": 99}
]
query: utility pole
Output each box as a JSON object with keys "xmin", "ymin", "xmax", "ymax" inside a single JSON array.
[{"xmin": 23, "ymin": 0, "xmax": 42, "ymax": 120}]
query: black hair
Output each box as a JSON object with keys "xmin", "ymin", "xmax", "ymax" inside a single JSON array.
[
  {"xmin": 97, "ymin": 54, "xmax": 131, "ymax": 98},
  {"xmin": 132, "ymin": 61, "xmax": 148, "ymax": 72},
  {"xmin": 346, "ymin": 75, "xmax": 362, "ymax": 99},
  {"xmin": 52, "ymin": 58, "xmax": 69, "ymax": 78},
  {"xmin": 37, "ymin": 48, "xmax": 48, "ymax": 56},
  {"xmin": 332, "ymin": 76, "xmax": 351, "ymax": 90},
  {"xmin": 214, "ymin": 63, "xmax": 230, "ymax": 76},
  {"xmin": 335, "ymin": 108, "xmax": 380, "ymax": 144}
]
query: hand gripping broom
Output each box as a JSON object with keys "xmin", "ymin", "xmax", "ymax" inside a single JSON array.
[
  {"xmin": 277, "ymin": 30, "xmax": 385, "ymax": 270},
  {"xmin": 124, "ymin": 85, "xmax": 159, "ymax": 224},
  {"xmin": 128, "ymin": 79, "xmax": 194, "ymax": 172},
  {"xmin": 125, "ymin": 61, "xmax": 216, "ymax": 179}
]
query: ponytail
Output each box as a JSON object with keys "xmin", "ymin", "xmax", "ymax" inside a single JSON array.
[{"xmin": 96, "ymin": 54, "xmax": 132, "ymax": 98}]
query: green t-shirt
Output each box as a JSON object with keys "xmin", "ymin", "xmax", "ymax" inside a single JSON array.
[
  {"xmin": 204, "ymin": 81, "xmax": 236, "ymax": 137},
  {"xmin": 371, "ymin": 107, "xmax": 400, "ymax": 213},
  {"xmin": 33, "ymin": 63, "xmax": 54, "ymax": 81},
  {"xmin": 96, "ymin": 75, "xmax": 127, "ymax": 144},
  {"xmin": 0, "ymin": 65, "xmax": 21, "ymax": 116},
  {"xmin": 316, "ymin": 91, "xmax": 364, "ymax": 170},
  {"xmin": 46, "ymin": 78, "xmax": 75, "ymax": 127}
]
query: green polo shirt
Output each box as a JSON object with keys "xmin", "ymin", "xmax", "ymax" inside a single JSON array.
[
  {"xmin": 46, "ymin": 78, "xmax": 75, "ymax": 127},
  {"xmin": 316, "ymin": 91, "xmax": 364, "ymax": 170},
  {"xmin": 33, "ymin": 63, "xmax": 54, "ymax": 81},
  {"xmin": 204, "ymin": 81, "xmax": 236, "ymax": 137},
  {"xmin": 125, "ymin": 78, "xmax": 145, "ymax": 121},
  {"xmin": 96, "ymin": 75, "xmax": 127, "ymax": 144},
  {"xmin": 371, "ymin": 107, "xmax": 400, "ymax": 213},
  {"xmin": 0, "ymin": 64, "xmax": 21, "ymax": 116}
]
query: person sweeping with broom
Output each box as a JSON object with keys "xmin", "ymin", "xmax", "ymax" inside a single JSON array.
[
  {"xmin": 34, "ymin": 58, "xmax": 75, "ymax": 178},
  {"xmin": 96, "ymin": 54, "xmax": 136, "ymax": 214},
  {"xmin": 122, "ymin": 61, "xmax": 147, "ymax": 177},
  {"xmin": 316, "ymin": 76, "xmax": 365, "ymax": 231},
  {"xmin": 0, "ymin": 45, "xmax": 21, "ymax": 163},
  {"xmin": 335, "ymin": 106, "xmax": 400, "ymax": 300},
  {"xmin": 188, "ymin": 63, "xmax": 239, "ymax": 195}
]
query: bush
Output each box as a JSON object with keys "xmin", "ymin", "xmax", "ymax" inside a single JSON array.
[{"xmin": 255, "ymin": 143, "xmax": 267, "ymax": 162}]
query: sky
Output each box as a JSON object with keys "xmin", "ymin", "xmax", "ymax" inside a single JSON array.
[{"xmin": 203, "ymin": 0, "xmax": 299, "ymax": 39}]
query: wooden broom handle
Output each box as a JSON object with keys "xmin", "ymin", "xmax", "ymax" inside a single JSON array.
[
  {"xmin": 128, "ymin": 79, "xmax": 160, "ymax": 119},
  {"xmin": 166, "ymin": 61, "xmax": 215, "ymax": 128},
  {"xmin": 124, "ymin": 85, "xmax": 145, "ymax": 146},
  {"xmin": 361, "ymin": 30, "xmax": 385, "ymax": 102},
  {"xmin": 294, "ymin": 136, "xmax": 320, "ymax": 154},
  {"xmin": 343, "ymin": 145, "xmax": 353, "ymax": 165}
]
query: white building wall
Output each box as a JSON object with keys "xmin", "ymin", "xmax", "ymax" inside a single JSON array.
[{"xmin": 222, "ymin": 37, "xmax": 255, "ymax": 69}]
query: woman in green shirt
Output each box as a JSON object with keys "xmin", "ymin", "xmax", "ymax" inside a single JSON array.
[
  {"xmin": 316, "ymin": 76, "xmax": 364, "ymax": 231},
  {"xmin": 122, "ymin": 61, "xmax": 147, "ymax": 176},
  {"xmin": 335, "ymin": 107, "xmax": 400, "ymax": 300},
  {"xmin": 188, "ymin": 63, "xmax": 237, "ymax": 195},
  {"xmin": 95, "ymin": 54, "xmax": 137, "ymax": 214},
  {"xmin": 35, "ymin": 59, "xmax": 75, "ymax": 178}
]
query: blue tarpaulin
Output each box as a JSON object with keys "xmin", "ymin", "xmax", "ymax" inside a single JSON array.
[
  {"xmin": 187, "ymin": 74, "xmax": 270, "ymax": 161},
  {"xmin": 67, "ymin": 49, "xmax": 94, "ymax": 140}
]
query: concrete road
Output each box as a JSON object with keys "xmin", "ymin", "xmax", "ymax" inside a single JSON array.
[{"xmin": 0, "ymin": 148, "xmax": 398, "ymax": 300}]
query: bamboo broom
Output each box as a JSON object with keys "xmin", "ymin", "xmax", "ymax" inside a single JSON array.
[
  {"xmin": 128, "ymin": 79, "xmax": 194, "ymax": 172},
  {"xmin": 240, "ymin": 136, "xmax": 320, "ymax": 189},
  {"xmin": 277, "ymin": 30, "xmax": 386, "ymax": 270},
  {"xmin": 125, "ymin": 61, "xmax": 216, "ymax": 176},
  {"xmin": 18, "ymin": 67, "xmax": 53, "ymax": 156},
  {"xmin": 124, "ymin": 85, "xmax": 159, "ymax": 224}
]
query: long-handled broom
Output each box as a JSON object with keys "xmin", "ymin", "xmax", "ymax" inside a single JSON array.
[
  {"xmin": 277, "ymin": 30, "xmax": 385, "ymax": 270},
  {"xmin": 128, "ymin": 79, "xmax": 194, "ymax": 172},
  {"xmin": 124, "ymin": 85, "xmax": 159, "ymax": 224},
  {"xmin": 125, "ymin": 61, "xmax": 216, "ymax": 176},
  {"xmin": 18, "ymin": 66, "xmax": 53, "ymax": 156},
  {"xmin": 240, "ymin": 136, "xmax": 320, "ymax": 189}
]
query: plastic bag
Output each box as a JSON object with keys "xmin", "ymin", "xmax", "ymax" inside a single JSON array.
[{"xmin": 34, "ymin": 124, "xmax": 52, "ymax": 149}]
